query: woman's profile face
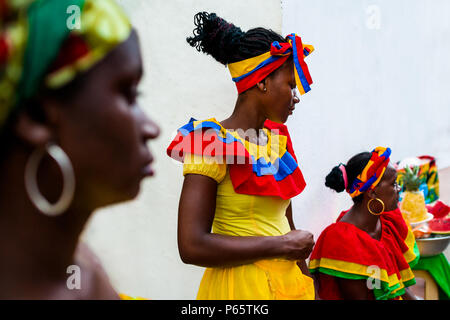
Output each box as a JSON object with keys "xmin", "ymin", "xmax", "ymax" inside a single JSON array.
[
  {"xmin": 53, "ymin": 30, "xmax": 160, "ymax": 208},
  {"xmin": 263, "ymin": 60, "xmax": 300, "ymax": 124},
  {"xmin": 372, "ymin": 165, "xmax": 400, "ymax": 212}
]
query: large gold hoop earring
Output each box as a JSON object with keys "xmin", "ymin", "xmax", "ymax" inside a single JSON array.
[{"xmin": 367, "ymin": 198, "xmax": 385, "ymax": 216}]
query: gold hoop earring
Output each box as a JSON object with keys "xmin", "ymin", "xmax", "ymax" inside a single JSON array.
[{"xmin": 367, "ymin": 198, "xmax": 385, "ymax": 216}]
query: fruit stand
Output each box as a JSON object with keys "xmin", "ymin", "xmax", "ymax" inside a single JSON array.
[{"xmin": 397, "ymin": 156, "xmax": 450, "ymax": 300}]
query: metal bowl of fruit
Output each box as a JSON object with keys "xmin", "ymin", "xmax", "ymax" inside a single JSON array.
[{"xmin": 416, "ymin": 234, "xmax": 450, "ymax": 257}]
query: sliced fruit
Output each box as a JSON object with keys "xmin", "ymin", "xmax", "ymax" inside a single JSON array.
[{"xmin": 428, "ymin": 216, "xmax": 450, "ymax": 234}]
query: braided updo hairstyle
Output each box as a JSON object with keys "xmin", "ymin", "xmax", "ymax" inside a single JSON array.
[
  {"xmin": 325, "ymin": 152, "xmax": 372, "ymax": 203},
  {"xmin": 186, "ymin": 12, "xmax": 285, "ymax": 65}
]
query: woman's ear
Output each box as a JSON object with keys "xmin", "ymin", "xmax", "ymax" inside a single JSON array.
[
  {"xmin": 13, "ymin": 94, "xmax": 64, "ymax": 148},
  {"xmin": 13, "ymin": 97, "xmax": 64, "ymax": 148},
  {"xmin": 366, "ymin": 188, "xmax": 377, "ymax": 200},
  {"xmin": 13, "ymin": 110, "xmax": 54, "ymax": 148},
  {"xmin": 256, "ymin": 81, "xmax": 267, "ymax": 93}
]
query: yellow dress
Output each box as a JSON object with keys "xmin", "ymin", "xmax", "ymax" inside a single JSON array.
[{"xmin": 183, "ymin": 134, "xmax": 315, "ymax": 300}]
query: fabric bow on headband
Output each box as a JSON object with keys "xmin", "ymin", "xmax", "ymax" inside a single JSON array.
[{"xmin": 228, "ymin": 33, "xmax": 314, "ymax": 95}]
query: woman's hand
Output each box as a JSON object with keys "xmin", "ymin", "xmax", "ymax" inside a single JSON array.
[{"xmin": 281, "ymin": 230, "xmax": 315, "ymax": 260}]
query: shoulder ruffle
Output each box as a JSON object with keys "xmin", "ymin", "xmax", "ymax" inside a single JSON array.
[
  {"xmin": 166, "ymin": 118, "xmax": 306, "ymax": 199},
  {"xmin": 309, "ymin": 209, "xmax": 419, "ymax": 300}
]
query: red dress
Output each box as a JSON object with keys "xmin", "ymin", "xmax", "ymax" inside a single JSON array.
[{"xmin": 309, "ymin": 208, "xmax": 419, "ymax": 300}]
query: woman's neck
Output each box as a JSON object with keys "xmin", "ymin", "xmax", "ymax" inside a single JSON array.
[
  {"xmin": 345, "ymin": 201, "xmax": 381, "ymax": 234},
  {"xmin": 0, "ymin": 149, "xmax": 91, "ymax": 293},
  {"xmin": 220, "ymin": 94, "xmax": 270, "ymax": 146},
  {"xmin": 221, "ymin": 94, "xmax": 267, "ymax": 132}
]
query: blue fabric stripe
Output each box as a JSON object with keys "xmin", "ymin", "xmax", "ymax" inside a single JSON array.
[
  {"xmin": 177, "ymin": 119, "xmax": 299, "ymax": 181},
  {"xmin": 274, "ymin": 152, "xmax": 298, "ymax": 180},
  {"xmin": 231, "ymin": 54, "xmax": 289, "ymax": 83},
  {"xmin": 272, "ymin": 41, "xmax": 282, "ymax": 50},
  {"xmin": 379, "ymin": 148, "xmax": 392, "ymax": 160},
  {"xmin": 360, "ymin": 175, "xmax": 378, "ymax": 193},
  {"xmin": 252, "ymin": 150, "xmax": 298, "ymax": 181},
  {"xmin": 289, "ymin": 36, "xmax": 311, "ymax": 93},
  {"xmin": 349, "ymin": 178, "xmax": 362, "ymax": 194}
]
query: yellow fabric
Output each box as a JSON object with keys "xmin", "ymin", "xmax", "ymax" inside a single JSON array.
[
  {"xmin": 228, "ymin": 52, "xmax": 273, "ymax": 79},
  {"xmin": 403, "ymin": 224, "xmax": 418, "ymax": 263},
  {"xmin": 187, "ymin": 118, "xmax": 288, "ymax": 164},
  {"xmin": 227, "ymin": 41, "xmax": 314, "ymax": 82},
  {"xmin": 227, "ymin": 127, "xmax": 288, "ymax": 164},
  {"xmin": 183, "ymin": 153, "xmax": 227, "ymax": 183},
  {"xmin": 45, "ymin": 0, "xmax": 132, "ymax": 88},
  {"xmin": 197, "ymin": 259, "xmax": 315, "ymax": 300},
  {"xmin": 119, "ymin": 293, "xmax": 147, "ymax": 300},
  {"xmin": 0, "ymin": 0, "xmax": 131, "ymax": 128},
  {"xmin": 183, "ymin": 150, "xmax": 314, "ymax": 300},
  {"xmin": 349, "ymin": 146, "xmax": 390, "ymax": 198},
  {"xmin": 309, "ymin": 257, "xmax": 415, "ymax": 292}
]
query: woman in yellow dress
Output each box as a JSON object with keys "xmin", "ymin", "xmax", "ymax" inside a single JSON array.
[
  {"xmin": 167, "ymin": 12, "xmax": 316, "ymax": 299},
  {"xmin": 0, "ymin": 0, "xmax": 159, "ymax": 299}
]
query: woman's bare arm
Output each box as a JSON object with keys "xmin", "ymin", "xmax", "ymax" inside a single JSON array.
[
  {"xmin": 401, "ymin": 287, "xmax": 418, "ymax": 300},
  {"xmin": 286, "ymin": 202, "xmax": 320, "ymax": 299},
  {"xmin": 286, "ymin": 202, "xmax": 313, "ymax": 274},
  {"xmin": 286, "ymin": 202, "xmax": 296, "ymax": 231},
  {"xmin": 336, "ymin": 278, "xmax": 371, "ymax": 300},
  {"xmin": 178, "ymin": 174, "xmax": 314, "ymax": 268}
]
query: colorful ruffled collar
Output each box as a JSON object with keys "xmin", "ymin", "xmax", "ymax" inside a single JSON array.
[{"xmin": 167, "ymin": 118, "xmax": 306, "ymax": 200}]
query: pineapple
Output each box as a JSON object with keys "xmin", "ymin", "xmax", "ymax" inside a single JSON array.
[{"xmin": 399, "ymin": 166, "xmax": 429, "ymax": 223}]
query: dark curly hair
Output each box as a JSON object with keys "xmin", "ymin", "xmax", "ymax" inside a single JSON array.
[
  {"xmin": 325, "ymin": 152, "xmax": 372, "ymax": 203},
  {"xmin": 186, "ymin": 12, "xmax": 285, "ymax": 65}
]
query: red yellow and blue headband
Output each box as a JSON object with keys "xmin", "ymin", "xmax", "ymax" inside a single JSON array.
[
  {"xmin": 227, "ymin": 33, "xmax": 314, "ymax": 94},
  {"xmin": 347, "ymin": 147, "xmax": 392, "ymax": 198}
]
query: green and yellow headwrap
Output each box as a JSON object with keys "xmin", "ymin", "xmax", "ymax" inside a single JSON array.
[{"xmin": 0, "ymin": 0, "xmax": 131, "ymax": 129}]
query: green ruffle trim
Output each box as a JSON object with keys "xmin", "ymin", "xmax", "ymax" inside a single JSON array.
[
  {"xmin": 310, "ymin": 266, "xmax": 416, "ymax": 300},
  {"xmin": 408, "ymin": 242, "xmax": 421, "ymax": 268}
]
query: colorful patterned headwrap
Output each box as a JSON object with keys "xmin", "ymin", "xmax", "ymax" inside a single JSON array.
[
  {"xmin": 348, "ymin": 147, "xmax": 392, "ymax": 198},
  {"xmin": 0, "ymin": 0, "xmax": 131, "ymax": 130},
  {"xmin": 228, "ymin": 33, "xmax": 314, "ymax": 95}
]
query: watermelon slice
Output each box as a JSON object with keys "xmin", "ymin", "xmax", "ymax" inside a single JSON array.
[
  {"xmin": 428, "ymin": 216, "xmax": 450, "ymax": 235},
  {"xmin": 426, "ymin": 201, "xmax": 450, "ymax": 219}
]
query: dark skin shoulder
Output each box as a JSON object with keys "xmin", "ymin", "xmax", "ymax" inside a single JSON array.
[
  {"xmin": 73, "ymin": 242, "xmax": 119, "ymax": 300},
  {"xmin": 336, "ymin": 278, "xmax": 372, "ymax": 300}
]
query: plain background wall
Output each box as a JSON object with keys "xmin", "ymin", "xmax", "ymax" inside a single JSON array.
[
  {"xmin": 282, "ymin": 0, "xmax": 450, "ymax": 239},
  {"xmin": 82, "ymin": 0, "xmax": 449, "ymax": 300},
  {"xmin": 82, "ymin": 0, "xmax": 282, "ymax": 300}
]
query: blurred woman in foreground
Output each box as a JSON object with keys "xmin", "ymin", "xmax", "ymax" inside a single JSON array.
[{"xmin": 0, "ymin": 0, "xmax": 159, "ymax": 299}]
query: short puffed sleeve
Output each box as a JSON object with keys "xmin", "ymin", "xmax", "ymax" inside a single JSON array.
[{"xmin": 182, "ymin": 153, "xmax": 227, "ymax": 183}]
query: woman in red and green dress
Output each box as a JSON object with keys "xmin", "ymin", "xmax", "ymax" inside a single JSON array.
[{"xmin": 309, "ymin": 147, "xmax": 420, "ymax": 300}]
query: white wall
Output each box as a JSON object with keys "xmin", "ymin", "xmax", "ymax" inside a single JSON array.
[
  {"xmin": 282, "ymin": 0, "xmax": 450, "ymax": 239},
  {"xmin": 82, "ymin": 0, "xmax": 282, "ymax": 300}
]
